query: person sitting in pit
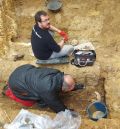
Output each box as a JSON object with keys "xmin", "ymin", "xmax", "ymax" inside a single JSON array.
[
  {"xmin": 31, "ymin": 10, "xmax": 74, "ymax": 60},
  {"xmin": 2, "ymin": 64, "xmax": 83, "ymax": 113}
]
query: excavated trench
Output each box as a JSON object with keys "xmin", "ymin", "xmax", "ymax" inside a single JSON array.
[
  {"xmin": 0, "ymin": 0, "xmax": 120, "ymax": 128},
  {"xmin": 0, "ymin": 0, "xmax": 110, "ymax": 116}
]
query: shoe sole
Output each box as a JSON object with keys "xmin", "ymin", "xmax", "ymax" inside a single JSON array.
[{"xmin": 2, "ymin": 85, "xmax": 8, "ymax": 96}]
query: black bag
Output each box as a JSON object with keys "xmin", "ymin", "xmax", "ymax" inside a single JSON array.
[{"xmin": 71, "ymin": 50, "xmax": 96, "ymax": 67}]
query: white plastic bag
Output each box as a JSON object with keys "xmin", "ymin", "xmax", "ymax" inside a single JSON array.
[
  {"xmin": 4, "ymin": 109, "xmax": 81, "ymax": 129},
  {"xmin": 74, "ymin": 41, "xmax": 95, "ymax": 50},
  {"xmin": 4, "ymin": 109, "xmax": 53, "ymax": 129},
  {"xmin": 52, "ymin": 110, "xmax": 81, "ymax": 129}
]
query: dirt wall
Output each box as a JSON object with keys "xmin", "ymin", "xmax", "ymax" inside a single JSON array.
[
  {"xmin": 0, "ymin": 0, "xmax": 120, "ymax": 127},
  {"xmin": 0, "ymin": 0, "xmax": 17, "ymax": 56}
]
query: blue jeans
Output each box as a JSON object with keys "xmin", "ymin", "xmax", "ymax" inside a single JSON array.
[{"xmin": 49, "ymin": 45, "xmax": 74, "ymax": 59}]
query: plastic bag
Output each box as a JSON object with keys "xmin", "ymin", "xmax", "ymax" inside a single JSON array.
[
  {"xmin": 4, "ymin": 109, "xmax": 81, "ymax": 129},
  {"xmin": 52, "ymin": 110, "xmax": 81, "ymax": 129},
  {"xmin": 4, "ymin": 109, "xmax": 53, "ymax": 129},
  {"xmin": 74, "ymin": 41, "xmax": 95, "ymax": 50}
]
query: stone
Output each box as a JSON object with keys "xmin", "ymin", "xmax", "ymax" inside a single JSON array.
[
  {"xmin": 71, "ymin": 39, "xmax": 79, "ymax": 46},
  {"xmin": 13, "ymin": 54, "xmax": 24, "ymax": 61}
]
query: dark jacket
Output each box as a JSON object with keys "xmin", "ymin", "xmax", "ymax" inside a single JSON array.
[
  {"xmin": 31, "ymin": 24, "xmax": 61, "ymax": 60},
  {"xmin": 8, "ymin": 64, "xmax": 67, "ymax": 113}
]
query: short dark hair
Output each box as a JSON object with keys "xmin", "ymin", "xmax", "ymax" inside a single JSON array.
[{"xmin": 34, "ymin": 10, "xmax": 47, "ymax": 23}]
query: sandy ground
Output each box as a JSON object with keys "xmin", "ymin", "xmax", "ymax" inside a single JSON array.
[
  {"xmin": 0, "ymin": 81, "xmax": 120, "ymax": 129},
  {"xmin": 0, "ymin": 0, "xmax": 120, "ymax": 128}
]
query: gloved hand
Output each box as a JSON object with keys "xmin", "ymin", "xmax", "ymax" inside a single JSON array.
[
  {"xmin": 69, "ymin": 109, "xmax": 79, "ymax": 118},
  {"xmin": 73, "ymin": 84, "xmax": 85, "ymax": 91},
  {"xmin": 58, "ymin": 31, "xmax": 68, "ymax": 42}
]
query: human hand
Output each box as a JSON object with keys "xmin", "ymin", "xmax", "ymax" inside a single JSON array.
[
  {"xmin": 59, "ymin": 31, "xmax": 68, "ymax": 42},
  {"xmin": 70, "ymin": 110, "xmax": 79, "ymax": 118}
]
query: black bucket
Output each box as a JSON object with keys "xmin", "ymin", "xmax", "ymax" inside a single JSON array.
[{"xmin": 47, "ymin": 0, "xmax": 62, "ymax": 12}]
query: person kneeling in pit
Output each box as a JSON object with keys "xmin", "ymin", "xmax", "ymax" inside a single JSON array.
[{"xmin": 2, "ymin": 64, "xmax": 84, "ymax": 113}]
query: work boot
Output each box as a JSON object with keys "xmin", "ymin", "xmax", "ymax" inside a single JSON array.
[{"xmin": 2, "ymin": 85, "xmax": 8, "ymax": 96}]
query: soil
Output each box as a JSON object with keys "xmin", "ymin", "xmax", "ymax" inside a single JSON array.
[{"xmin": 0, "ymin": 0, "xmax": 120, "ymax": 128}]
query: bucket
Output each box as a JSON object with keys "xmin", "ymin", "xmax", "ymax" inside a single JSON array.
[
  {"xmin": 86, "ymin": 101, "xmax": 108, "ymax": 121},
  {"xmin": 47, "ymin": 0, "xmax": 62, "ymax": 12}
]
